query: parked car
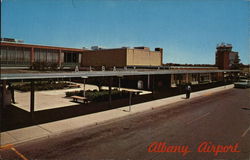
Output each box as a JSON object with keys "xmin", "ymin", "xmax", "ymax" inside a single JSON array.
[{"xmin": 234, "ymin": 79, "xmax": 250, "ymax": 88}]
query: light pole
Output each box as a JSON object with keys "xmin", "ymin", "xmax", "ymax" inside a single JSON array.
[
  {"xmin": 128, "ymin": 91, "xmax": 132, "ymax": 112},
  {"xmin": 117, "ymin": 75, "xmax": 123, "ymax": 91},
  {"xmin": 81, "ymin": 76, "xmax": 88, "ymax": 97}
]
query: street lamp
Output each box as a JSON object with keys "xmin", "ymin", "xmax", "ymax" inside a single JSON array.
[{"xmin": 81, "ymin": 76, "xmax": 88, "ymax": 97}]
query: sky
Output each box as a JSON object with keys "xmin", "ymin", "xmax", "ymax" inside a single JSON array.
[{"xmin": 1, "ymin": 0, "xmax": 249, "ymax": 64}]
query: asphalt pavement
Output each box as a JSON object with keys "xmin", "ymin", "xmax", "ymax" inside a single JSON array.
[{"xmin": 1, "ymin": 87, "xmax": 250, "ymax": 160}]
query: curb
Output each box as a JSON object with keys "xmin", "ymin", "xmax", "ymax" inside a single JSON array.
[{"xmin": 1, "ymin": 84, "xmax": 234, "ymax": 146}]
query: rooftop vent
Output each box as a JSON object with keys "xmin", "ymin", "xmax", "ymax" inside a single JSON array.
[
  {"xmin": 91, "ymin": 46, "xmax": 105, "ymax": 50},
  {"xmin": 1, "ymin": 38, "xmax": 24, "ymax": 43}
]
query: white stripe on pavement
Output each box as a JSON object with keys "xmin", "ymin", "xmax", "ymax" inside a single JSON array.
[
  {"xmin": 186, "ymin": 112, "xmax": 210, "ymax": 125},
  {"xmin": 241, "ymin": 125, "xmax": 250, "ymax": 137}
]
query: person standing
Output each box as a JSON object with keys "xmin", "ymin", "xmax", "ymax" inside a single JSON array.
[
  {"xmin": 185, "ymin": 83, "xmax": 192, "ymax": 99},
  {"xmin": 7, "ymin": 82, "xmax": 16, "ymax": 104}
]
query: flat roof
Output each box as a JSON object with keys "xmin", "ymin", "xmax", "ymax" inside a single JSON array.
[
  {"xmin": 0, "ymin": 69, "xmax": 239, "ymax": 80},
  {"xmin": 1, "ymin": 42, "xmax": 88, "ymax": 52}
]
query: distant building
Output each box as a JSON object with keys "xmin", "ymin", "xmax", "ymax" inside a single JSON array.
[
  {"xmin": 81, "ymin": 47, "xmax": 163, "ymax": 67},
  {"xmin": 215, "ymin": 43, "xmax": 239, "ymax": 69}
]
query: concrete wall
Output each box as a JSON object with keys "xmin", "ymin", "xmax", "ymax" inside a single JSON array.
[
  {"xmin": 81, "ymin": 48, "xmax": 163, "ymax": 67},
  {"xmin": 126, "ymin": 49, "xmax": 162, "ymax": 66},
  {"xmin": 81, "ymin": 49, "xmax": 127, "ymax": 67}
]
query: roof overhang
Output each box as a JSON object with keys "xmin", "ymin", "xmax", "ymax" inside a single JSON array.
[{"xmin": 0, "ymin": 70, "xmax": 240, "ymax": 81}]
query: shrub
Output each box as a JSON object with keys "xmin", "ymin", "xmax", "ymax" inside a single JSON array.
[
  {"xmin": 65, "ymin": 89, "xmax": 131, "ymax": 102},
  {"xmin": 13, "ymin": 81, "xmax": 69, "ymax": 92},
  {"xmin": 31, "ymin": 62, "xmax": 58, "ymax": 71}
]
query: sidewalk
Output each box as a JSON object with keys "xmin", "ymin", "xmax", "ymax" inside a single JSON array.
[
  {"xmin": 0, "ymin": 84, "xmax": 234, "ymax": 146},
  {"xmin": 14, "ymin": 83, "xmax": 151, "ymax": 111}
]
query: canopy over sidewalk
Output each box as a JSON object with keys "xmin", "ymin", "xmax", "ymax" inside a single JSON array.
[{"xmin": 0, "ymin": 69, "xmax": 239, "ymax": 80}]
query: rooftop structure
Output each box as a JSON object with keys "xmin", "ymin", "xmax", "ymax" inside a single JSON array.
[
  {"xmin": 215, "ymin": 43, "xmax": 239, "ymax": 70},
  {"xmin": 1, "ymin": 37, "xmax": 24, "ymax": 43}
]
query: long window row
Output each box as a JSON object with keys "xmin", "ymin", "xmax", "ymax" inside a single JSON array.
[
  {"xmin": 34, "ymin": 48, "xmax": 59, "ymax": 63},
  {"xmin": 0, "ymin": 46, "xmax": 31, "ymax": 65},
  {"xmin": 1, "ymin": 46, "xmax": 81, "ymax": 66}
]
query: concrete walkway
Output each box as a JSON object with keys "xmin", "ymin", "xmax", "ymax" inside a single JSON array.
[
  {"xmin": 0, "ymin": 84, "xmax": 234, "ymax": 146},
  {"xmin": 14, "ymin": 83, "xmax": 151, "ymax": 111}
]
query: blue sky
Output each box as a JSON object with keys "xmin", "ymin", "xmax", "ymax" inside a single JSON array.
[{"xmin": 2, "ymin": 0, "xmax": 249, "ymax": 64}]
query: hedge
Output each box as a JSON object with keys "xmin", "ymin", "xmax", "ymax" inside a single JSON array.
[
  {"xmin": 13, "ymin": 81, "xmax": 69, "ymax": 92},
  {"xmin": 66, "ymin": 89, "xmax": 133, "ymax": 102}
]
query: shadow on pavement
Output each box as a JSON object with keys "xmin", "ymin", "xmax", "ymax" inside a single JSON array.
[{"xmin": 1, "ymin": 82, "xmax": 232, "ymax": 132}]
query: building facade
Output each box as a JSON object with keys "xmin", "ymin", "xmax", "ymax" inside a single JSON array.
[
  {"xmin": 81, "ymin": 47, "xmax": 163, "ymax": 67},
  {"xmin": 215, "ymin": 43, "xmax": 239, "ymax": 69},
  {"xmin": 1, "ymin": 41, "xmax": 163, "ymax": 68},
  {"xmin": 0, "ymin": 41, "xmax": 86, "ymax": 68}
]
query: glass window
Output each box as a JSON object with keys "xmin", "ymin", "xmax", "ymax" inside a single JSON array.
[
  {"xmin": 34, "ymin": 48, "xmax": 40, "ymax": 62},
  {"xmin": 0, "ymin": 46, "xmax": 7, "ymax": 61},
  {"xmin": 64, "ymin": 52, "xmax": 79, "ymax": 63},
  {"xmin": 24, "ymin": 48, "xmax": 31, "ymax": 62},
  {"xmin": 8, "ymin": 47, "xmax": 16, "ymax": 62},
  {"xmin": 16, "ymin": 47, "xmax": 23, "ymax": 63}
]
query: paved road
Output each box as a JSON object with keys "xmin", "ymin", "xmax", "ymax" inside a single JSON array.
[{"xmin": 1, "ymin": 88, "xmax": 250, "ymax": 160}]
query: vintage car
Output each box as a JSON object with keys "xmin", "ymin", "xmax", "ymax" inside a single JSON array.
[{"xmin": 234, "ymin": 79, "xmax": 250, "ymax": 88}]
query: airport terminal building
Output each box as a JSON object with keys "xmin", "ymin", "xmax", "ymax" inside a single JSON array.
[
  {"xmin": 0, "ymin": 39, "xmax": 239, "ymax": 90},
  {"xmin": 1, "ymin": 40, "xmax": 85, "ymax": 68},
  {"xmin": 0, "ymin": 39, "xmax": 162, "ymax": 68}
]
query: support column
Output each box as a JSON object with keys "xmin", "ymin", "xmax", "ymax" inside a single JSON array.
[
  {"xmin": 30, "ymin": 81, "xmax": 35, "ymax": 121},
  {"xmin": 118, "ymin": 77, "xmax": 121, "ymax": 91},
  {"xmin": 1, "ymin": 80, "xmax": 7, "ymax": 109},
  {"xmin": 180, "ymin": 74, "xmax": 183, "ymax": 86},
  {"xmin": 170, "ymin": 74, "xmax": 174, "ymax": 87},
  {"xmin": 1, "ymin": 81, "xmax": 7, "ymax": 134},
  {"xmin": 147, "ymin": 74, "xmax": 150, "ymax": 89},
  {"xmin": 223, "ymin": 72, "xmax": 226, "ymax": 83},
  {"xmin": 58, "ymin": 49, "xmax": 62, "ymax": 68},
  {"xmin": 198, "ymin": 73, "xmax": 201, "ymax": 83},
  {"xmin": 178, "ymin": 74, "xmax": 182, "ymax": 94},
  {"xmin": 83, "ymin": 78, "xmax": 86, "ymax": 97},
  {"xmin": 78, "ymin": 53, "xmax": 82, "ymax": 65},
  {"xmin": 209, "ymin": 73, "xmax": 212, "ymax": 82},
  {"xmin": 30, "ymin": 47, "xmax": 35, "ymax": 65},
  {"xmin": 185, "ymin": 73, "xmax": 189, "ymax": 84},
  {"xmin": 152, "ymin": 75, "xmax": 155, "ymax": 96},
  {"xmin": 81, "ymin": 76, "xmax": 88, "ymax": 97},
  {"xmin": 216, "ymin": 72, "xmax": 222, "ymax": 81},
  {"xmin": 117, "ymin": 76, "xmax": 123, "ymax": 91},
  {"xmin": 109, "ymin": 77, "xmax": 113, "ymax": 106},
  {"xmin": 128, "ymin": 92, "xmax": 132, "ymax": 112}
]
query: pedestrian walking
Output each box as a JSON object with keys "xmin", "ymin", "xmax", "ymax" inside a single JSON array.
[
  {"xmin": 185, "ymin": 83, "xmax": 191, "ymax": 99},
  {"xmin": 7, "ymin": 82, "xmax": 16, "ymax": 104}
]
